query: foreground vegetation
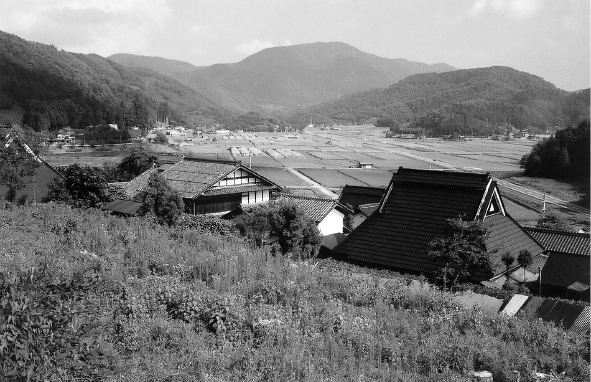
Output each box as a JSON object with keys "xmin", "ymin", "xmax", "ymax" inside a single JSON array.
[{"xmin": 1, "ymin": 204, "xmax": 588, "ymax": 381}]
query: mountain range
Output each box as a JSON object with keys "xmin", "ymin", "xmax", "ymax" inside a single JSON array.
[
  {"xmin": 0, "ymin": 29, "xmax": 588, "ymax": 134},
  {"xmin": 109, "ymin": 42, "xmax": 455, "ymax": 113},
  {"xmin": 288, "ymin": 66, "xmax": 590, "ymax": 135}
]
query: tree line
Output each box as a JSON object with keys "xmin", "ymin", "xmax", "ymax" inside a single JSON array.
[{"xmin": 520, "ymin": 119, "xmax": 590, "ymax": 179}]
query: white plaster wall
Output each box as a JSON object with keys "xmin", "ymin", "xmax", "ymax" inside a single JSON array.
[{"xmin": 317, "ymin": 209, "xmax": 344, "ymax": 236}]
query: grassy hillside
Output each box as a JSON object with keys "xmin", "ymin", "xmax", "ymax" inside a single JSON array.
[
  {"xmin": 291, "ymin": 66, "xmax": 590, "ymax": 134},
  {"xmin": 110, "ymin": 42, "xmax": 455, "ymax": 114},
  {"xmin": 1, "ymin": 204, "xmax": 588, "ymax": 381},
  {"xmin": 0, "ymin": 30, "xmax": 235, "ymax": 130}
]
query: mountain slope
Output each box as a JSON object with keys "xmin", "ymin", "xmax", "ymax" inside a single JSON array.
[
  {"xmin": 109, "ymin": 42, "xmax": 455, "ymax": 113},
  {"xmin": 290, "ymin": 66, "xmax": 590, "ymax": 135},
  {"xmin": 108, "ymin": 53, "xmax": 199, "ymax": 76},
  {"xmin": 0, "ymin": 30, "xmax": 234, "ymax": 130}
]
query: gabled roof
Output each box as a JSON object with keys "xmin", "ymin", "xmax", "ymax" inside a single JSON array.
[
  {"xmin": 280, "ymin": 194, "xmax": 350, "ymax": 223},
  {"xmin": 333, "ymin": 168, "xmax": 543, "ymax": 282},
  {"xmin": 338, "ymin": 185, "xmax": 385, "ymax": 210},
  {"xmin": 121, "ymin": 158, "xmax": 281, "ymax": 200},
  {"xmin": 524, "ymin": 228, "xmax": 590, "ymax": 256}
]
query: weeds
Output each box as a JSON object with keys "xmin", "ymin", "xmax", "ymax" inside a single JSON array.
[{"xmin": 0, "ymin": 204, "xmax": 589, "ymax": 381}]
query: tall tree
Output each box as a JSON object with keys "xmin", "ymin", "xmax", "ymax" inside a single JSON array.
[
  {"xmin": 517, "ymin": 249, "xmax": 533, "ymax": 287},
  {"xmin": 428, "ymin": 217, "xmax": 492, "ymax": 290},
  {"xmin": 138, "ymin": 173, "xmax": 184, "ymax": 226},
  {"xmin": 48, "ymin": 164, "xmax": 111, "ymax": 208},
  {"xmin": 116, "ymin": 149, "xmax": 157, "ymax": 181}
]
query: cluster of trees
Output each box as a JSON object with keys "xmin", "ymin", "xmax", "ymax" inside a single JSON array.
[
  {"xmin": 223, "ymin": 111, "xmax": 284, "ymax": 131},
  {"xmin": 520, "ymin": 119, "xmax": 590, "ymax": 179},
  {"xmin": 1, "ymin": 49, "xmax": 160, "ymax": 131}
]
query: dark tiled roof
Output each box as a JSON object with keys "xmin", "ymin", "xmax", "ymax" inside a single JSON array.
[
  {"xmin": 518, "ymin": 296, "xmax": 545, "ymax": 318},
  {"xmin": 334, "ymin": 168, "xmax": 493, "ymax": 279},
  {"xmin": 122, "ymin": 168, "xmax": 157, "ymax": 199},
  {"xmin": 164, "ymin": 160, "xmax": 239, "ymax": 198},
  {"xmin": 532, "ymin": 299, "xmax": 586, "ymax": 331},
  {"xmin": 524, "ymin": 228, "xmax": 590, "ymax": 256},
  {"xmin": 280, "ymin": 194, "xmax": 339, "ymax": 222},
  {"xmin": 101, "ymin": 199, "xmax": 143, "ymax": 215},
  {"xmin": 540, "ymin": 252, "xmax": 590, "ymax": 288},
  {"xmin": 358, "ymin": 203, "xmax": 379, "ymax": 217},
  {"xmin": 484, "ymin": 213, "xmax": 546, "ymax": 275},
  {"xmin": 334, "ymin": 168, "xmax": 547, "ymax": 282},
  {"xmin": 516, "ymin": 296, "xmax": 589, "ymax": 335},
  {"xmin": 394, "ymin": 168, "xmax": 490, "ymax": 190},
  {"xmin": 338, "ymin": 185, "xmax": 385, "ymax": 209}
]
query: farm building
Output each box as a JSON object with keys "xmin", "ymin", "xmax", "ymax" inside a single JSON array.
[
  {"xmin": 338, "ymin": 185, "xmax": 385, "ymax": 230},
  {"xmin": 279, "ymin": 194, "xmax": 353, "ymax": 236},
  {"xmin": 333, "ymin": 168, "xmax": 546, "ymax": 283},
  {"xmin": 120, "ymin": 158, "xmax": 281, "ymax": 215},
  {"xmin": 525, "ymin": 227, "xmax": 590, "ymax": 301}
]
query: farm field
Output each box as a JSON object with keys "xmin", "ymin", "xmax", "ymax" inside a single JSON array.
[
  {"xmin": 46, "ymin": 127, "xmax": 548, "ymax": 200},
  {"xmin": 337, "ymin": 169, "xmax": 393, "ymax": 187},
  {"xmin": 297, "ymin": 168, "xmax": 369, "ymax": 188}
]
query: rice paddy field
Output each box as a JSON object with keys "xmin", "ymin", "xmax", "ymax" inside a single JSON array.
[{"xmin": 46, "ymin": 127, "xmax": 550, "ymax": 224}]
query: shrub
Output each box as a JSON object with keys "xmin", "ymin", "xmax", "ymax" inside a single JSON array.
[
  {"xmin": 138, "ymin": 173, "xmax": 184, "ymax": 226},
  {"xmin": 47, "ymin": 164, "xmax": 111, "ymax": 208},
  {"xmin": 234, "ymin": 199, "xmax": 322, "ymax": 258},
  {"xmin": 428, "ymin": 217, "xmax": 492, "ymax": 290}
]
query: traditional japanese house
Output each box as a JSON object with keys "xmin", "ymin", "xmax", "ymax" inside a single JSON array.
[
  {"xmin": 121, "ymin": 158, "xmax": 281, "ymax": 214},
  {"xmin": 333, "ymin": 168, "xmax": 546, "ymax": 283}
]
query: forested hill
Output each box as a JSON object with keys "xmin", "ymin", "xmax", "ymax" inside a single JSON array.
[
  {"xmin": 0, "ymin": 31, "xmax": 234, "ymax": 131},
  {"xmin": 110, "ymin": 42, "xmax": 455, "ymax": 113},
  {"xmin": 290, "ymin": 66, "xmax": 590, "ymax": 135}
]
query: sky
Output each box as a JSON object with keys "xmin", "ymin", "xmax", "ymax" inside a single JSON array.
[{"xmin": 0, "ymin": 0, "xmax": 588, "ymax": 91}]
